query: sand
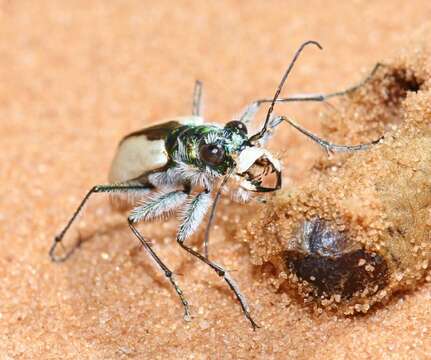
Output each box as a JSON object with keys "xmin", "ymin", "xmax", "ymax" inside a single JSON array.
[
  {"xmin": 244, "ymin": 46, "xmax": 431, "ymax": 316},
  {"xmin": 1, "ymin": 1, "xmax": 431, "ymax": 359}
]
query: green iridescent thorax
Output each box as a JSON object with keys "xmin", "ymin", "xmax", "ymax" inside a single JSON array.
[{"xmin": 165, "ymin": 124, "xmax": 249, "ymax": 174}]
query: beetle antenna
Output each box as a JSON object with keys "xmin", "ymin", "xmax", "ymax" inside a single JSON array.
[{"xmin": 249, "ymin": 40, "xmax": 323, "ymax": 143}]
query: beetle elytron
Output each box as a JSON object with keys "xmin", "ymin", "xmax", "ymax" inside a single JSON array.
[{"xmin": 50, "ymin": 41, "xmax": 382, "ymax": 329}]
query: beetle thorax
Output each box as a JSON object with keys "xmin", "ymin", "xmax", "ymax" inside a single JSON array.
[{"xmin": 161, "ymin": 124, "xmax": 249, "ymax": 187}]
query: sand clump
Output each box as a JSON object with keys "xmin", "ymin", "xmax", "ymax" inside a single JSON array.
[{"xmin": 244, "ymin": 40, "xmax": 431, "ymax": 315}]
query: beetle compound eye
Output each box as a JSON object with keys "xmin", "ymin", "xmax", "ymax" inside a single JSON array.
[
  {"xmin": 199, "ymin": 144, "xmax": 225, "ymax": 166},
  {"xmin": 225, "ymin": 120, "xmax": 248, "ymax": 134}
]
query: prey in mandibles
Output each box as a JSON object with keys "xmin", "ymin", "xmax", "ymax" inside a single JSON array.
[{"xmin": 50, "ymin": 41, "xmax": 383, "ymax": 329}]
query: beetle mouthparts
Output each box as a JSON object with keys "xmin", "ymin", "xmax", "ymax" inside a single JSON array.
[
  {"xmin": 236, "ymin": 147, "xmax": 281, "ymax": 174},
  {"xmin": 236, "ymin": 147, "xmax": 281, "ymax": 192}
]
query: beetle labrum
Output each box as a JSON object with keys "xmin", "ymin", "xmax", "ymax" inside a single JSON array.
[{"xmin": 50, "ymin": 41, "xmax": 382, "ymax": 329}]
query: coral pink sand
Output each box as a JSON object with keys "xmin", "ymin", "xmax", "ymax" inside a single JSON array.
[{"xmin": 0, "ymin": 1, "xmax": 430, "ymax": 359}]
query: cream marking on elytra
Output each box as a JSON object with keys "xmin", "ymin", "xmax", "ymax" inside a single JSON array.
[
  {"xmin": 109, "ymin": 137, "xmax": 167, "ymax": 184},
  {"xmin": 50, "ymin": 41, "xmax": 384, "ymax": 330}
]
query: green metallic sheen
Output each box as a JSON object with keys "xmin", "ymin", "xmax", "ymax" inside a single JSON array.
[{"xmin": 165, "ymin": 124, "xmax": 249, "ymax": 175}]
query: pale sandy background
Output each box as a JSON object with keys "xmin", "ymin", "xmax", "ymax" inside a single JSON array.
[{"xmin": 0, "ymin": 1, "xmax": 431, "ymax": 359}]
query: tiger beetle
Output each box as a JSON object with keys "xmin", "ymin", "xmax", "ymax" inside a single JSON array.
[{"xmin": 50, "ymin": 41, "xmax": 382, "ymax": 330}]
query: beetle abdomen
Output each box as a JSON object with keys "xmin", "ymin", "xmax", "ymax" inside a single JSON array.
[{"xmin": 108, "ymin": 117, "xmax": 204, "ymax": 184}]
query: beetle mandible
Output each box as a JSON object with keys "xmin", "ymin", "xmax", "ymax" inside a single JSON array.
[{"xmin": 50, "ymin": 41, "xmax": 382, "ymax": 329}]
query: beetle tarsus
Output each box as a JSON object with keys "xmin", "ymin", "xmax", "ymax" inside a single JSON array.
[
  {"xmin": 127, "ymin": 217, "xmax": 191, "ymax": 321},
  {"xmin": 179, "ymin": 237, "xmax": 259, "ymax": 329},
  {"xmin": 50, "ymin": 184, "xmax": 152, "ymax": 263},
  {"xmin": 49, "ymin": 234, "xmax": 82, "ymax": 263}
]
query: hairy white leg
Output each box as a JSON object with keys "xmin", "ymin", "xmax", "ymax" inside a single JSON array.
[
  {"xmin": 129, "ymin": 189, "xmax": 188, "ymax": 223},
  {"xmin": 178, "ymin": 191, "xmax": 212, "ymax": 242}
]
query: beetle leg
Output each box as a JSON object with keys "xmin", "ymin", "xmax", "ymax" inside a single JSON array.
[
  {"xmin": 177, "ymin": 191, "xmax": 212, "ymax": 242},
  {"xmin": 129, "ymin": 189, "xmax": 188, "ymax": 223},
  {"xmin": 202, "ymin": 188, "xmax": 222, "ymax": 259},
  {"xmin": 202, "ymin": 172, "xmax": 233, "ymax": 259},
  {"xmin": 239, "ymin": 63, "xmax": 383, "ymax": 124},
  {"xmin": 177, "ymin": 190, "xmax": 260, "ymax": 330},
  {"xmin": 192, "ymin": 80, "xmax": 203, "ymax": 116},
  {"xmin": 238, "ymin": 101, "xmax": 261, "ymax": 125},
  {"xmin": 50, "ymin": 184, "xmax": 151, "ymax": 262},
  {"xmin": 282, "ymin": 116, "xmax": 383, "ymax": 154},
  {"xmin": 127, "ymin": 217, "xmax": 191, "ymax": 322},
  {"xmin": 255, "ymin": 115, "xmax": 285, "ymax": 145},
  {"xmin": 203, "ymin": 178, "xmax": 254, "ymax": 258}
]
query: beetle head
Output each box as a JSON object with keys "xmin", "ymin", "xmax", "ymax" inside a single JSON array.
[{"xmin": 192, "ymin": 120, "xmax": 281, "ymax": 192}]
